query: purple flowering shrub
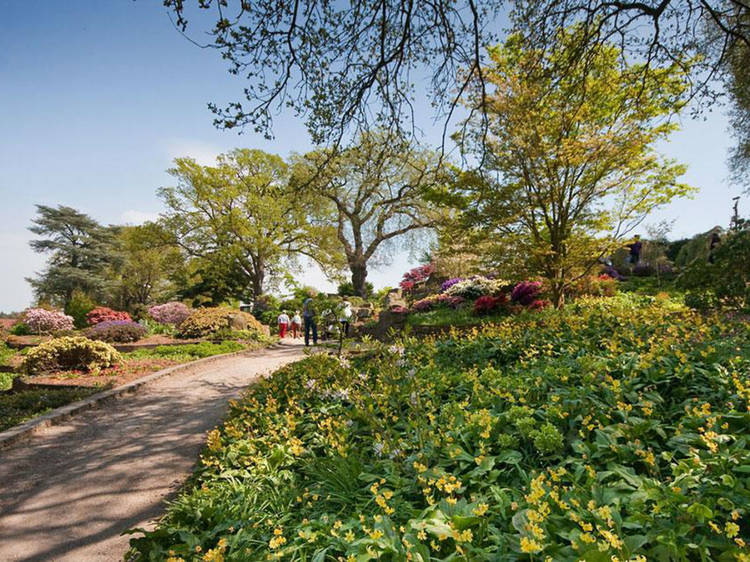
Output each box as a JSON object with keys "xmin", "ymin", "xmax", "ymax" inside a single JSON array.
[
  {"xmin": 86, "ymin": 320, "xmax": 147, "ymax": 343},
  {"xmin": 148, "ymin": 302, "xmax": 191, "ymax": 326},
  {"xmin": 511, "ymin": 281, "xmax": 543, "ymax": 306},
  {"xmin": 23, "ymin": 308, "xmax": 75, "ymax": 333},
  {"xmin": 440, "ymin": 277, "xmax": 464, "ymax": 292}
]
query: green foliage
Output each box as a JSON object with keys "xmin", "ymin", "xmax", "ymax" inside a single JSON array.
[
  {"xmin": 127, "ymin": 341, "xmax": 247, "ymax": 361},
  {"xmin": 679, "ymin": 229, "xmax": 750, "ymax": 310},
  {"xmin": 338, "ymin": 281, "xmax": 374, "ymax": 298},
  {"xmin": 27, "ymin": 204, "xmax": 119, "ymax": 306},
  {"xmin": 9, "ymin": 323, "xmax": 31, "ymax": 336},
  {"xmin": 64, "ymin": 289, "xmax": 96, "ymax": 329},
  {"xmin": 0, "ymin": 387, "xmax": 100, "ymax": 432},
  {"xmin": 129, "ymin": 295, "xmax": 750, "ymax": 560},
  {"xmin": 21, "ymin": 336, "xmax": 122, "ymax": 375},
  {"xmin": 453, "ymin": 25, "xmax": 693, "ymax": 306},
  {"xmin": 160, "ymin": 148, "xmax": 342, "ymax": 299},
  {"xmin": 176, "ymin": 307, "xmax": 265, "ymax": 339}
]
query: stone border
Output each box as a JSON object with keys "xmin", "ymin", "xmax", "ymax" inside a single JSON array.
[{"xmin": 0, "ymin": 343, "xmax": 284, "ymax": 450}]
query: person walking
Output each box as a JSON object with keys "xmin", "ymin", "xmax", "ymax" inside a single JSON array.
[
  {"xmin": 627, "ymin": 235, "xmax": 642, "ymax": 265},
  {"xmin": 708, "ymin": 230, "xmax": 721, "ymax": 264},
  {"xmin": 291, "ymin": 311, "xmax": 302, "ymax": 339},
  {"xmin": 339, "ymin": 298, "xmax": 353, "ymax": 337},
  {"xmin": 277, "ymin": 310, "xmax": 290, "ymax": 338},
  {"xmin": 302, "ymin": 293, "xmax": 318, "ymax": 346}
]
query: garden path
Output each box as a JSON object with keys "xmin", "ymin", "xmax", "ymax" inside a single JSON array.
[{"xmin": 0, "ymin": 340, "xmax": 306, "ymax": 561}]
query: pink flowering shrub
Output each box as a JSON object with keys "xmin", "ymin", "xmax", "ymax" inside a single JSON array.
[
  {"xmin": 23, "ymin": 308, "xmax": 74, "ymax": 333},
  {"xmin": 412, "ymin": 293, "xmax": 465, "ymax": 312},
  {"xmin": 86, "ymin": 307, "xmax": 131, "ymax": 326},
  {"xmin": 148, "ymin": 302, "xmax": 191, "ymax": 326},
  {"xmin": 529, "ymin": 299, "xmax": 551, "ymax": 311},
  {"xmin": 399, "ymin": 263, "xmax": 435, "ymax": 292}
]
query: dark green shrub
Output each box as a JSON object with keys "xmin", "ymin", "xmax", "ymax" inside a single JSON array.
[
  {"xmin": 10, "ymin": 323, "xmax": 31, "ymax": 336},
  {"xmin": 684, "ymin": 290, "xmax": 718, "ymax": 311},
  {"xmin": 64, "ymin": 290, "xmax": 96, "ymax": 329}
]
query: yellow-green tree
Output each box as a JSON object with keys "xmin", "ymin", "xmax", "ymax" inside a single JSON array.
[
  {"xmin": 456, "ymin": 26, "xmax": 695, "ymax": 307},
  {"xmin": 160, "ymin": 149, "xmax": 342, "ymax": 301}
]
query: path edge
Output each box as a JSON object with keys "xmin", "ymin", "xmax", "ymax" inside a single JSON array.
[{"xmin": 0, "ymin": 343, "xmax": 285, "ymax": 450}]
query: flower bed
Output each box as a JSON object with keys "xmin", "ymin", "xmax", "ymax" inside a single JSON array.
[{"xmin": 128, "ymin": 295, "xmax": 750, "ymax": 560}]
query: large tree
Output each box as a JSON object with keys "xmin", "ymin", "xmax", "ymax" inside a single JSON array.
[
  {"xmin": 163, "ymin": 1, "xmax": 749, "ymax": 146},
  {"xmin": 454, "ymin": 26, "xmax": 694, "ymax": 307},
  {"xmin": 27, "ymin": 205, "xmax": 118, "ymax": 306},
  {"xmin": 106, "ymin": 223, "xmax": 184, "ymax": 312},
  {"xmin": 292, "ymin": 133, "xmax": 444, "ymax": 297},
  {"xmin": 159, "ymin": 148, "xmax": 341, "ymax": 301}
]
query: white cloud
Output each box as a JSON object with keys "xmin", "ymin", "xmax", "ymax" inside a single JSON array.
[
  {"xmin": 163, "ymin": 139, "xmax": 225, "ymax": 166},
  {"xmin": 120, "ymin": 210, "xmax": 160, "ymax": 225}
]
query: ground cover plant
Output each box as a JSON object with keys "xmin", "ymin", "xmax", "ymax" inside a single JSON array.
[
  {"xmin": 128, "ymin": 294, "xmax": 750, "ymax": 561},
  {"xmin": 0, "ymin": 386, "xmax": 101, "ymax": 432}
]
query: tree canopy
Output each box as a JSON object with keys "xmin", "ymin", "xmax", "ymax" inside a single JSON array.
[
  {"xmin": 27, "ymin": 205, "xmax": 119, "ymax": 306},
  {"xmin": 452, "ymin": 26, "xmax": 694, "ymax": 306},
  {"xmin": 292, "ymin": 132, "xmax": 445, "ymax": 297},
  {"xmin": 160, "ymin": 148, "xmax": 342, "ymax": 300}
]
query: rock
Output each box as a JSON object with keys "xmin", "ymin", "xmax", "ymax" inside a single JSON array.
[
  {"xmin": 355, "ymin": 307, "xmax": 372, "ymax": 319},
  {"xmin": 383, "ymin": 288, "xmax": 407, "ymax": 310}
]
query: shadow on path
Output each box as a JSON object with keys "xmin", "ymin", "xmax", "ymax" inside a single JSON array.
[{"xmin": 0, "ymin": 343, "xmax": 305, "ymax": 561}]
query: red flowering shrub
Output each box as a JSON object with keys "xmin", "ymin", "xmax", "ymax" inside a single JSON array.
[
  {"xmin": 529, "ymin": 299, "xmax": 551, "ymax": 311},
  {"xmin": 399, "ymin": 263, "xmax": 435, "ymax": 292},
  {"xmin": 86, "ymin": 307, "xmax": 131, "ymax": 326},
  {"xmin": 474, "ymin": 293, "xmax": 508, "ymax": 315},
  {"xmin": 412, "ymin": 293, "xmax": 465, "ymax": 312}
]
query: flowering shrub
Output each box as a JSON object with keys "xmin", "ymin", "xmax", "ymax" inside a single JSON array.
[
  {"xmin": 177, "ymin": 307, "xmax": 265, "ymax": 339},
  {"xmin": 444, "ymin": 276, "xmax": 510, "ymax": 299},
  {"xmin": 86, "ymin": 320, "xmax": 147, "ymax": 343},
  {"xmin": 511, "ymin": 280, "xmax": 543, "ymax": 305},
  {"xmin": 569, "ymin": 275, "xmax": 617, "ymax": 299},
  {"xmin": 528, "ymin": 298, "xmax": 551, "ymax": 311},
  {"xmin": 130, "ymin": 295, "xmax": 750, "ymax": 560},
  {"xmin": 390, "ymin": 305, "xmax": 409, "ymax": 314},
  {"xmin": 474, "ymin": 293, "xmax": 508, "ymax": 314},
  {"xmin": 399, "ymin": 263, "xmax": 435, "ymax": 291},
  {"xmin": 440, "ymin": 277, "xmax": 464, "ymax": 292},
  {"xmin": 22, "ymin": 308, "xmax": 74, "ymax": 333},
  {"xmin": 22, "ymin": 336, "xmax": 121, "ymax": 375},
  {"xmin": 412, "ymin": 293, "xmax": 464, "ymax": 312},
  {"xmin": 86, "ymin": 307, "xmax": 131, "ymax": 326},
  {"xmin": 148, "ymin": 302, "xmax": 191, "ymax": 326}
]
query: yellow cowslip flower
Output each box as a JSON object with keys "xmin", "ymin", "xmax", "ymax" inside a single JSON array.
[
  {"xmin": 725, "ymin": 522, "xmax": 740, "ymax": 538},
  {"xmin": 473, "ymin": 503, "xmax": 489, "ymax": 516},
  {"xmin": 417, "ymin": 530, "xmax": 427, "ymax": 540},
  {"xmin": 369, "ymin": 529, "xmax": 384, "ymax": 540},
  {"xmin": 520, "ymin": 536, "xmax": 543, "ymax": 553},
  {"xmin": 345, "ymin": 530, "xmax": 355, "ymax": 542}
]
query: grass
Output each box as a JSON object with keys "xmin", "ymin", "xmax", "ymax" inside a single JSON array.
[
  {"xmin": 405, "ymin": 306, "xmax": 506, "ymax": 327},
  {"xmin": 618, "ymin": 273, "xmax": 682, "ymax": 297}
]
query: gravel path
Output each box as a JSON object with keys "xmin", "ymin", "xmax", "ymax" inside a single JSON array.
[{"xmin": 0, "ymin": 342, "xmax": 306, "ymax": 561}]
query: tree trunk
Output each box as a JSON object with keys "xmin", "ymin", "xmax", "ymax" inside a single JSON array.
[
  {"xmin": 551, "ymin": 280, "xmax": 565, "ymax": 309},
  {"xmin": 251, "ymin": 262, "xmax": 265, "ymax": 300},
  {"xmin": 350, "ymin": 261, "xmax": 368, "ymax": 298}
]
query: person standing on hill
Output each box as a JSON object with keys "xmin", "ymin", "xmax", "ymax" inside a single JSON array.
[
  {"xmin": 302, "ymin": 293, "xmax": 318, "ymax": 346},
  {"xmin": 708, "ymin": 230, "xmax": 721, "ymax": 264},
  {"xmin": 291, "ymin": 310, "xmax": 302, "ymax": 339},
  {"xmin": 627, "ymin": 235, "xmax": 642, "ymax": 265},
  {"xmin": 277, "ymin": 310, "xmax": 290, "ymax": 338},
  {"xmin": 339, "ymin": 298, "xmax": 353, "ymax": 337}
]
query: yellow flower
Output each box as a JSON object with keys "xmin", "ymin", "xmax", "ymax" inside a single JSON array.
[
  {"xmin": 520, "ymin": 536, "xmax": 543, "ymax": 553},
  {"xmin": 473, "ymin": 503, "xmax": 489, "ymax": 516}
]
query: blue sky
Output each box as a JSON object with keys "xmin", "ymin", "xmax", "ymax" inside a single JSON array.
[{"xmin": 0, "ymin": 1, "xmax": 745, "ymax": 312}]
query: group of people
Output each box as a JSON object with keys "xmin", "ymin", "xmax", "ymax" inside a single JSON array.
[{"xmin": 276, "ymin": 295, "xmax": 353, "ymax": 347}]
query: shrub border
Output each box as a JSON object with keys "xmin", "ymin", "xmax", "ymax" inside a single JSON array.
[{"xmin": 0, "ymin": 342, "xmax": 284, "ymax": 449}]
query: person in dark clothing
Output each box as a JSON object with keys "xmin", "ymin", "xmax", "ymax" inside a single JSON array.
[
  {"xmin": 627, "ymin": 235, "xmax": 642, "ymax": 265},
  {"xmin": 302, "ymin": 294, "xmax": 318, "ymax": 346},
  {"xmin": 708, "ymin": 231, "xmax": 721, "ymax": 264}
]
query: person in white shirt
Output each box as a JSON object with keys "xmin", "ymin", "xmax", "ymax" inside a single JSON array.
[
  {"xmin": 291, "ymin": 311, "xmax": 302, "ymax": 339},
  {"xmin": 339, "ymin": 299, "xmax": 353, "ymax": 337},
  {"xmin": 277, "ymin": 310, "xmax": 290, "ymax": 338}
]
